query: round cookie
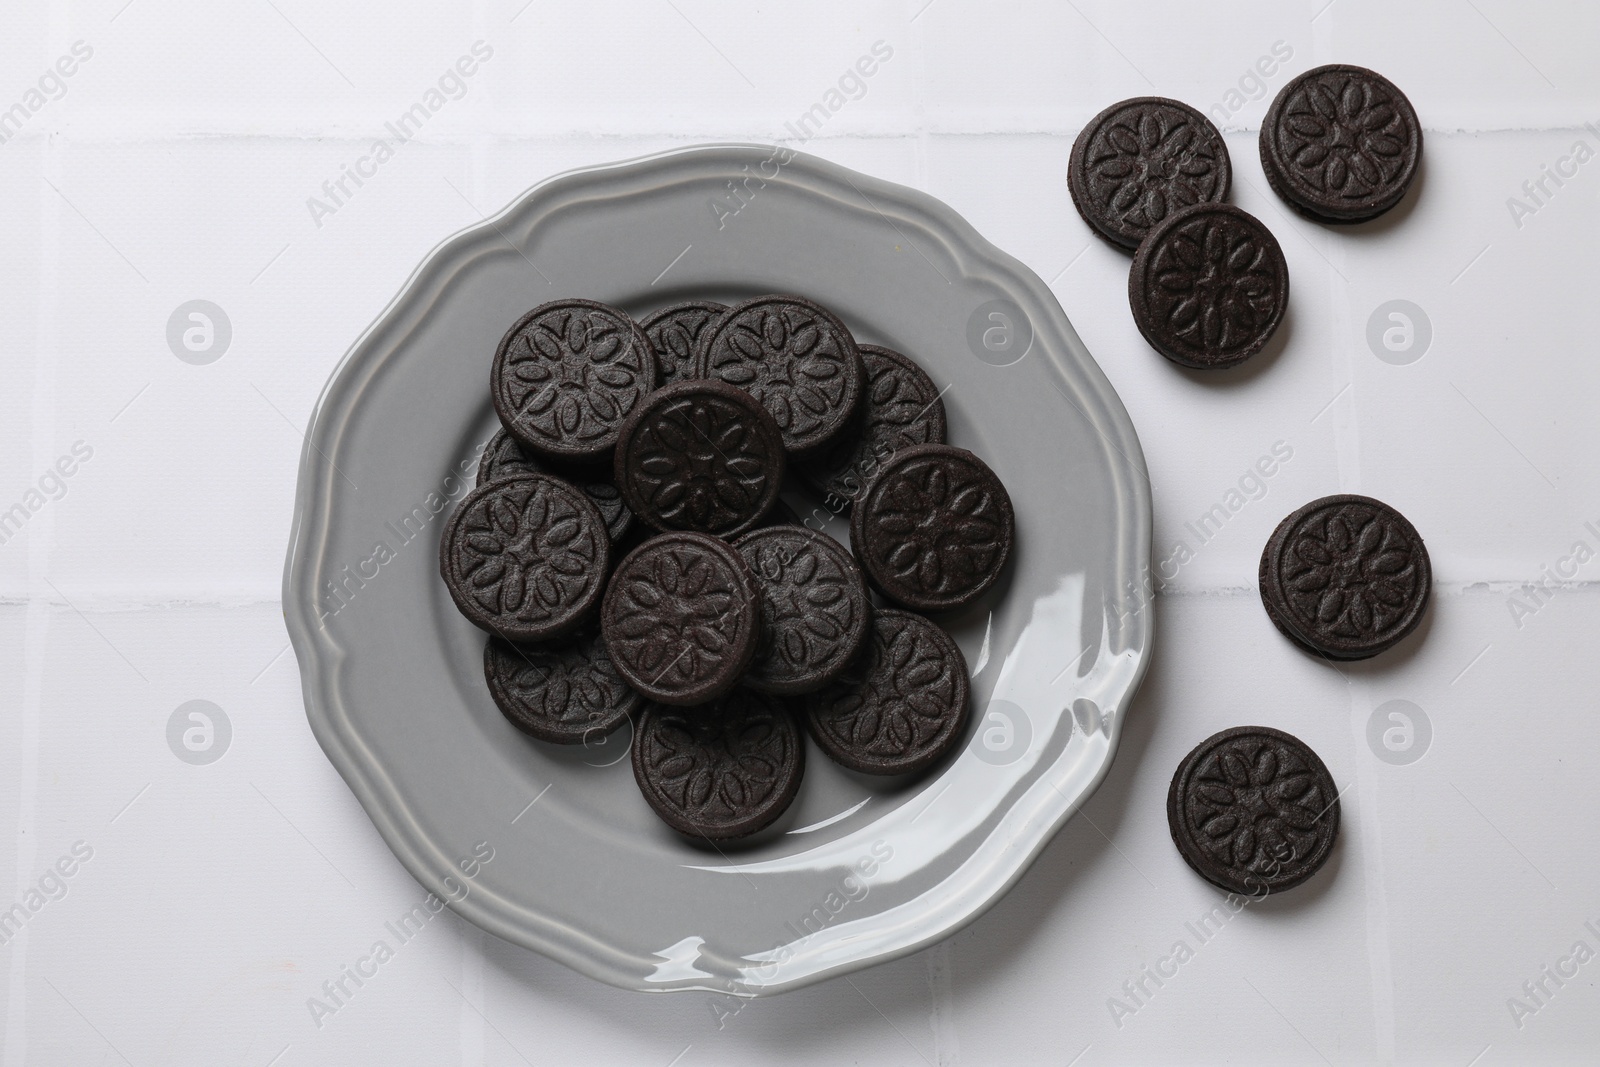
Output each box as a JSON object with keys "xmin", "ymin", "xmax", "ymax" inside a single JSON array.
[
  {"xmin": 439, "ymin": 474, "xmax": 611, "ymax": 642},
  {"xmin": 1167, "ymin": 726, "xmax": 1340, "ymax": 895},
  {"xmin": 1128, "ymin": 202, "xmax": 1288, "ymax": 370},
  {"xmin": 1259, "ymin": 494, "xmax": 1431, "ymax": 661},
  {"xmin": 600, "ymin": 531, "xmax": 763, "ymax": 706},
  {"xmin": 613, "ymin": 379, "xmax": 785, "ymax": 538},
  {"xmin": 491, "ymin": 299, "xmax": 658, "ymax": 463},
  {"xmin": 734, "ymin": 526, "xmax": 871, "ymax": 695},
  {"xmin": 851, "ymin": 443, "xmax": 1014, "ymax": 613},
  {"xmin": 477, "ymin": 427, "xmax": 633, "ymax": 544},
  {"xmin": 803, "ymin": 609, "xmax": 970, "ymax": 776},
  {"xmin": 697, "ymin": 294, "xmax": 864, "ymax": 455},
  {"xmin": 1069, "ymin": 96, "xmax": 1232, "ymax": 251},
  {"xmin": 1260, "ymin": 64, "xmax": 1422, "ymax": 224},
  {"xmin": 795, "ymin": 345, "xmax": 947, "ymax": 507},
  {"xmin": 638, "ymin": 300, "xmax": 728, "ymax": 385},
  {"xmin": 632, "ymin": 690, "xmax": 804, "ymax": 840},
  {"xmin": 483, "ymin": 630, "xmax": 640, "ymax": 744}
]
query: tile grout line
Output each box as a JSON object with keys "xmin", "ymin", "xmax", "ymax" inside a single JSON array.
[
  {"xmin": 1350, "ymin": 675, "xmax": 1400, "ymax": 1065},
  {"xmin": 5, "ymin": 73, "xmax": 69, "ymax": 1067}
]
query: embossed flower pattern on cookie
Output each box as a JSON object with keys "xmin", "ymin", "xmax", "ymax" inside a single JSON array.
[
  {"xmin": 1279, "ymin": 500, "xmax": 1421, "ymax": 641},
  {"xmin": 485, "ymin": 631, "xmax": 639, "ymax": 743},
  {"xmin": 459, "ymin": 481, "xmax": 601, "ymax": 615},
  {"xmin": 1148, "ymin": 208, "xmax": 1281, "ymax": 355},
  {"xmin": 601, "ymin": 533, "xmax": 761, "ymax": 704},
  {"xmin": 1188, "ymin": 739, "xmax": 1325, "ymax": 872},
  {"xmin": 804, "ymin": 610, "xmax": 969, "ymax": 776},
  {"xmin": 700, "ymin": 296, "xmax": 862, "ymax": 453},
  {"xmin": 1275, "ymin": 71, "xmax": 1411, "ymax": 199},
  {"xmin": 620, "ymin": 382, "xmax": 783, "ymax": 537},
  {"xmin": 646, "ymin": 707, "xmax": 787, "ymax": 816},
  {"xmin": 737, "ymin": 527, "xmax": 869, "ymax": 694},
  {"xmin": 1074, "ymin": 99, "xmax": 1230, "ymax": 247},
  {"xmin": 493, "ymin": 300, "xmax": 654, "ymax": 460},
  {"xmin": 853, "ymin": 444, "xmax": 1013, "ymax": 612},
  {"xmin": 1169, "ymin": 727, "xmax": 1339, "ymax": 894},
  {"xmin": 1261, "ymin": 64, "xmax": 1421, "ymax": 221},
  {"xmin": 440, "ymin": 475, "xmax": 609, "ymax": 641},
  {"xmin": 633, "ymin": 693, "xmax": 803, "ymax": 838}
]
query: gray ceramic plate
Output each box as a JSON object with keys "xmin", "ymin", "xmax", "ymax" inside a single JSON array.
[{"xmin": 283, "ymin": 143, "xmax": 1151, "ymax": 996}]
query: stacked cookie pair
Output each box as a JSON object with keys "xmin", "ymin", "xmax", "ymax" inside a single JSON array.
[
  {"xmin": 1070, "ymin": 64, "xmax": 1421, "ymax": 372},
  {"xmin": 440, "ymin": 295, "xmax": 1014, "ymax": 840}
]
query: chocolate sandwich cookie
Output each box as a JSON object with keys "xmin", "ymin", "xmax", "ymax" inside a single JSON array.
[
  {"xmin": 851, "ymin": 443, "xmax": 1014, "ymax": 613},
  {"xmin": 632, "ymin": 690, "xmax": 804, "ymax": 840},
  {"xmin": 1259, "ymin": 494, "xmax": 1430, "ymax": 661},
  {"xmin": 613, "ymin": 379, "xmax": 785, "ymax": 538},
  {"xmin": 697, "ymin": 295, "xmax": 864, "ymax": 455},
  {"xmin": 1261, "ymin": 64, "xmax": 1422, "ymax": 224},
  {"xmin": 638, "ymin": 300, "xmax": 728, "ymax": 385},
  {"xmin": 734, "ymin": 526, "xmax": 871, "ymax": 695},
  {"xmin": 803, "ymin": 609, "xmax": 970, "ymax": 776},
  {"xmin": 491, "ymin": 299, "xmax": 658, "ymax": 464},
  {"xmin": 439, "ymin": 474, "xmax": 611, "ymax": 642},
  {"xmin": 1128, "ymin": 202, "xmax": 1288, "ymax": 370},
  {"xmin": 1069, "ymin": 97, "xmax": 1232, "ymax": 251},
  {"xmin": 484, "ymin": 630, "xmax": 640, "ymax": 744},
  {"xmin": 796, "ymin": 345, "xmax": 947, "ymax": 507},
  {"xmin": 1168, "ymin": 726, "xmax": 1340, "ymax": 895},
  {"xmin": 601, "ymin": 531, "xmax": 763, "ymax": 705},
  {"xmin": 477, "ymin": 427, "xmax": 633, "ymax": 544}
]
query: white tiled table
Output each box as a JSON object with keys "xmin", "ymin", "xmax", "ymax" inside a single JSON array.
[{"xmin": 4, "ymin": 2, "xmax": 1599, "ymax": 1063}]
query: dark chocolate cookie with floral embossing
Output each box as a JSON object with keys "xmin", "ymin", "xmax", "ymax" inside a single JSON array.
[
  {"xmin": 795, "ymin": 345, "xmax": 947, "ymax": 507},
  {"xmin": 697, "ymin": 295, "xmax": 864, "ymax": 455},
  {"xmin": 477, "ymin": 427, "xmax": 633, "ymax": 544},
  {"xmin": 601, "ymin": 531, "xmax": 763, "ymax": 705},
  {"xmin": 1069, "ymin": 97, "xmax": 1232, "ymax": 251},
  {"xmin": 439, "ymin": 474, "xmax": 611, "ymax": 642},
  {"xmin": 803, "ymin": 609, "xmax": 970, "ymax": 776},
  {"xmin": 1261, "ymin": 64, "xmax": 1421, "ymax": 224},
  {"xmin": 639, "ymin": 300, "xmax": 728, "ymax": 385},
  {"xmin": 733, "ymin": 526, "xmax": 871, "ymax": 695},
  {"xmin": 483, "ymin": 630, "xmax": 640, "ymax": 744},
  {"xmin": 1167, "ymin": 726, "xmax": 1340, "ymax": 895},
  {"xmin": 632, "ymin": 690, "xmax": 804, "ymax": 840},
  {"xmin": 613, "ymin": 379, "xmax": 785, "ymax": 538},
  {"xmin": 1259, "ymin": 494, "xmax": 1430, "ymax": 661},
  {"xmin": 1128, "ymin": 202, "xmax": 1288, "ymax": 370},
  {"xmin": 851, "ymin": 444, "xmax": 1014, "ymax": 613},
  {"xmin": 491, "ymin": 299, "xmax": 658, "ymax": 463}
]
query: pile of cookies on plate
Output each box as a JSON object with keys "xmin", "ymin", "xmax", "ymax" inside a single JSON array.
[{"xmin": 440, "ymin": 294, "xmax": 1014, "ymax": 840}]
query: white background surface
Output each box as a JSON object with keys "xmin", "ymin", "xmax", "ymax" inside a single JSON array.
[{"xmin": 5, "ymin": 1, "xmax": 1600, "ymax": 1064}]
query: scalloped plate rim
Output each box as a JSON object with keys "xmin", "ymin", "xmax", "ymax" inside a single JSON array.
[{"xmin": 282, "ymin": 142, "xmax": 1152, "ymax": 996}]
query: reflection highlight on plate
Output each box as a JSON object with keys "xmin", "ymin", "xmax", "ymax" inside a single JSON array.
[
  {"xmin": 681, "ymin": 573, "xmax": 1136, "ymax": 899},
  {"xmin": 787, "ymin": 797, "xmax": 872, "ymax": 835}
]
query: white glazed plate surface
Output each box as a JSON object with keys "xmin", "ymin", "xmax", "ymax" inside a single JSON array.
[{"xmin": 283, "ymin": 143, "xmax": 1152, "ymax": 996}]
